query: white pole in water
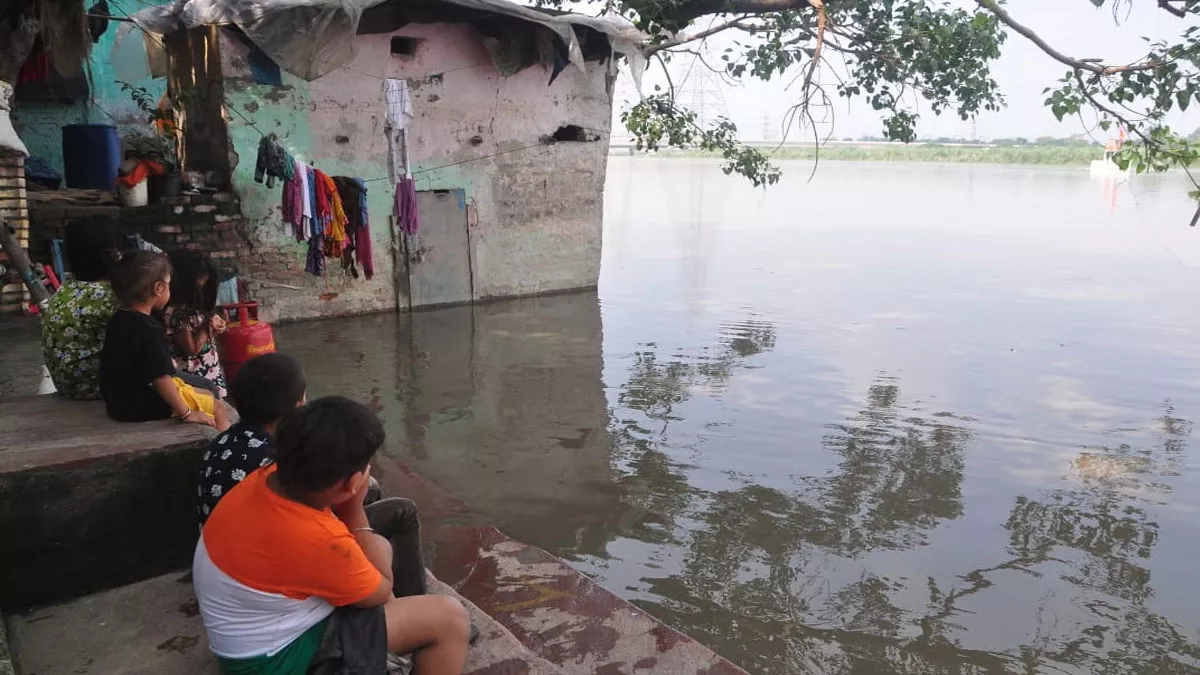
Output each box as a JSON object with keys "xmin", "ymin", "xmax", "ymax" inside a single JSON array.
[{"xmin": 37, "ymin": 365, "xmax": 56, "ymax": 395}]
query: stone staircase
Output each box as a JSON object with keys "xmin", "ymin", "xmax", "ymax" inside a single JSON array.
[{"xmin": 0, "ymin": 396, "xmax": 747, "ymax": 674}]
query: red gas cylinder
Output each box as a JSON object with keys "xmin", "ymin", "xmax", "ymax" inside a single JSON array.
[{"xmin": 218, "ymin": 302, "xmax": 277, "ymax": 385}]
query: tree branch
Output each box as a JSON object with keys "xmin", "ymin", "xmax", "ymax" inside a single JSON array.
[
  {"xmin": 649, "ymin": 0, "xmax": 808, "ymax": 25},
  {"xmin": 1158, "ymin": 0, "xmax": 1188, "ymax": 19},
  {"xmin": 645, "ymin": 16, "xmax": 752, "ymax": 55},
  {"xmin": 976, "ymin": 0, "xmax": 1161, "ymax": 75}
]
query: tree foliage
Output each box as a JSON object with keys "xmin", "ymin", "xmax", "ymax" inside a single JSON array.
[{"xmin": 560, "ymin": 0, "xmax": 1200, "ymax": 199}]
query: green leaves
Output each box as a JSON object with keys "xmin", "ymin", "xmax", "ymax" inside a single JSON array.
[
  {"xmin": 613, "ymin": 0, "xmax": 1199, "ymax": 200},
  {"xmin": 622, "ymin": 95, "xmax": 781, "ymax": 186}
]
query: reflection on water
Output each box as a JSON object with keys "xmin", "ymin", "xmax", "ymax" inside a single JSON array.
[{"xmin": 280, "ymin": 160, "xmax": 1200, "ymax": 674}]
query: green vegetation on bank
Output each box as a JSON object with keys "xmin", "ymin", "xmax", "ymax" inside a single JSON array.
[{"xmin": 663, "ymin": 143, "xmax": 1102, "ymax": 166}]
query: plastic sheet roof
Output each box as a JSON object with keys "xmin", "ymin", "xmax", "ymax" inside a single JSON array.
[{"xmin": 130, "ymin": 0, "xmax": 645, "ymax": 81}]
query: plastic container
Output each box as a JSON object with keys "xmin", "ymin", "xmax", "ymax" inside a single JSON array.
[
  {"xmin": 117, "ymin": 179, "xmax": 148, "ymax": 207},
  {"xmin": 218, "ymin": 302, "xmax": 277, "ymax": 385},
  {"xmin": 62, "ymin": 124, "xmax": 120, "ymax": 191}
]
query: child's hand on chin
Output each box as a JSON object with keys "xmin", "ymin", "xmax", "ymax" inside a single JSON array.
[{"xmin": 332, "ymin": 466, "xmax": 373, "ymax": 523}]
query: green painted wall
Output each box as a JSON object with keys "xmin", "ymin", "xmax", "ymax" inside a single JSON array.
[{"xmin": 11, "ymin": 0, "xmax": 168, "ymax": 175}]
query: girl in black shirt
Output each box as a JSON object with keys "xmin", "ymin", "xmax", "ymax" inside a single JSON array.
[{"xmin": 99, "ymin": 250, "xmax": 232, "ymax": 430}]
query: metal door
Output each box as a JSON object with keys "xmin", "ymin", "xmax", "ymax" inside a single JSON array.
[{"xmin": 406, "ymin": 189, "xmax": 473, "ymax": 308}]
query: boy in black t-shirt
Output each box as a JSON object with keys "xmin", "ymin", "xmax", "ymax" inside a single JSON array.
[{"xmin": 99, "ymin": 250, "xmax": 232, "ymax": 431}]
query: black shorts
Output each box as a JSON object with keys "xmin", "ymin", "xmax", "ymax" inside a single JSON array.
[{"xmin": 307, "ymin": 605, "xmax": 387, "ymax": 675}]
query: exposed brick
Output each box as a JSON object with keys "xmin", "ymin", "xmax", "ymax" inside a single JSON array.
[
  {"xmin": 212, "ymin": 192, "xmax": 234, "ymax": 202},
  {"xmin": 193, "ymin": 204, "xmax": 217, "ymax": 214},
  {"xmin": 173, "ymin": 206, "xmax": 184, "ymax": 215},
  {"xmin": 157, "ymin": 225, "xmax": 182, "ymax": 234},
  {"xmin": 213, "ymin": 215, "xmax": 232, "ymax": 223}
]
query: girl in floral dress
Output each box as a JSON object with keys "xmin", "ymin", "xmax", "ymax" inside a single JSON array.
[
  {"xmin": 41, "ymin": 220, "xmax": 126, "ymax": 399},
  {"xmin": 162, "ymin": 251, "xmax": 228, "ymax": 398}
]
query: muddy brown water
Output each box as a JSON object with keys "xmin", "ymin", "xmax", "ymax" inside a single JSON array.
[{"xmin": 279, "ymin": 159, "xmax": 1200, "ymax": 674}]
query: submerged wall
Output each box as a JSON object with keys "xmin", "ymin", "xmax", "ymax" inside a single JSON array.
[{"xmin": 219, "ymin": 23, "xmax": 612, "ymax": 321}]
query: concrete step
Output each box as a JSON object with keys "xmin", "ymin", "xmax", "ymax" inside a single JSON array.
[
  {"xmin": 4, "ymin": 570, "xmax": 562, "ymax": 675},
  {"xmin": 430, "ymin": 526, "xmax": 748, "ymax": 674}
]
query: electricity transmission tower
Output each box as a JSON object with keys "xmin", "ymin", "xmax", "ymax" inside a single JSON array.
[{"xmin": 675, "ymin": 59, "xmax": 729, "ymax": 130}]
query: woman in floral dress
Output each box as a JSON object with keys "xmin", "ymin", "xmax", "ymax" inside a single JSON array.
[
  {"xmin": 162, "ymin": 251, "xmax": 228, "ymax": 398},
  {"xmin": 41, "ymin": 220, "xmax": 126, "ymax": 399}
]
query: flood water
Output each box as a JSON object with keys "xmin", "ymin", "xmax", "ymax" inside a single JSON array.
[{"xmin": 279, "ymin": 159, "xmax": 1200, "ymax": 675}]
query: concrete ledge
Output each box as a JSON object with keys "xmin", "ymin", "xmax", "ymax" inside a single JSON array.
[
  {"xmin": 0, "ymin": 396, "xmax": 214, "ymax": 610},
  {"xmin": 6, "ymin": 571, "xmax": 564, "ymax": 675},
  {"xmin": 0, "ymin": 396, "xmax": 213, "ymax": 475},
  {"xmin": 430, "ymin": 526, "xmax": 749, "ymax": 675}
]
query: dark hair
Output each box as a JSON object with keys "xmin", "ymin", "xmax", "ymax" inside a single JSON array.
[
  {"xmin": 167, "ymin": 250, "xmax": 218, "ymax": 313},
  {"xmin": 64, "ymin": 218, "xmax": 125, "ymax": 282},
  {"xmin": 230, "ymin": 353, "xmax": 307, "ymax": 426},
  {"xmin": 274, "ymin": 396, "xmax": 384, "ymax": 493},
  {"xmin": 110, "ymin": 249, "xmax": 171, "ymax": 306}
]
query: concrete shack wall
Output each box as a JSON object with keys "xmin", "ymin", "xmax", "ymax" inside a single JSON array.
[{"xmin": 219, "ymin": 24, "xmax": 611, "ymax": 321}]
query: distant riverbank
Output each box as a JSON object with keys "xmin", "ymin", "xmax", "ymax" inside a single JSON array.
[{"xmin": 628, "ymin": 144, "xmax": 1102, "ymax": 166}]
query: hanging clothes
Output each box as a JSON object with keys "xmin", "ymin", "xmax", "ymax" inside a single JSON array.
[
  {"xmin": 354, "ymin": 178, "xmax": 374, "ymax": 280},
  {"xmin": 280, "ymin": 158, "xmax": 305, "ymax": 239},
  {"xmin": 254, "ymin": 134, "xmax": 294, "ymax": 187},
  {"xmin": 317, "ymin": 171, "xmax": 348, "ymax": 257},
  {"xmin": 305, "ymin": 234, "xmax": 325, "ymax": 276},
  {"xmin": 333, "ymin": 177, "xmax": 374, "ymax": 281},
  {"xmin": 87, "ymin": 1, "xmax": 110, "ymax": 44},
  {"xmin": 394, "ymin": 176, "xmax": 419, "ymax": 235},
  {"xmin": 313, "ymin": 167, "xmax": 332, "ymax": 227},
  {"xmin": 384, "ymin": 79, "xmax": 413, "ymax": 131},
  {"xmin": 299, "ymin": 161, "xmax": 313, "ymax": 240}
]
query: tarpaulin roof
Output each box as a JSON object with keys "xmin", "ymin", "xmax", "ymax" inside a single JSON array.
[{"xmin": 130, "ymin": 0, "xmax": 645, "ymax": 82}]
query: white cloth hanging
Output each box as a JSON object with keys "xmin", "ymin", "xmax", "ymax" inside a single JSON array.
[
  {"xmin": 384, "ymin": 79, "xmax": 413, "ymax": 132},
  {"xmin": 297, "ymin": 160, "xmax": 313, "ymax": 239}
]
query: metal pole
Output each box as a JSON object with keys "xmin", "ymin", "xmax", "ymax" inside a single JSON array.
[{"xmin": 0, "ymin": 214, "xmax": 49, "ymax": 309}]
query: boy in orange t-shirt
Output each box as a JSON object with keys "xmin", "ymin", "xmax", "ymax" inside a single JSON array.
[{"xmin": 193, "ymin": 396, "xmax": 469, "ymax": 675}]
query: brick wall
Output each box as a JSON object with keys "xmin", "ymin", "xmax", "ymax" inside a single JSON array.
[
  {"xmin": 29, "ymin": 193, "xmax": 248, "ymax": 279},
  {"xmin": 0, "ymin": 153, "xmax": 29, "ymax": 314}
]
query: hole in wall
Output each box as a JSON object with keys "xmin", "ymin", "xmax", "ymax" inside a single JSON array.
[
  {"xmin": 542, "ymin": 124, "xmax": 599, "ymax": 144},
  {"xmin": 390, "ymin": 37, "xmax": 419, "ymax": 56}
]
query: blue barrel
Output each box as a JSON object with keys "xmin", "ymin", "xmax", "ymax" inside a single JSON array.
[{"xmin": 62, "ymin": 124, "xmax": 121, "ymax": 191}]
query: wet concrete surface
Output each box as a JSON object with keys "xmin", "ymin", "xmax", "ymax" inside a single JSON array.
[
  {"xmin": 5, "ymin": 570, "xmax": 564, "ymax": 675},
  {"xmin": 431, "ymin": 526, "xmax": 746, "ymax": 674}
]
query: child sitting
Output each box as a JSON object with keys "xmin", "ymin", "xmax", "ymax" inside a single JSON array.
[
  {"xmin": 197, "ymin": 353, "xmax": 307, "ymax": 526},
  {"xmin": 163, "ymin": 250, "xmax": 229, "ymax": 399},
  {"xmin": 99, "ymin": 250, "xmax": 231, "ymax": 431},
  {"xmin": 194, "ymin": 396, "xmax": 469, "ymax": 675}
]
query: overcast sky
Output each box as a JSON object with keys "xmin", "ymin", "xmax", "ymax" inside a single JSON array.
[{"xmin": 611, "ymin": 0, "xmax": 1196, "ymax": 142}]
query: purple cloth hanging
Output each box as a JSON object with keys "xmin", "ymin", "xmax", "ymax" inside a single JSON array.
[{"xmin": 394, "ymin": 176, "xmax": 419, "ymax": 235}]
